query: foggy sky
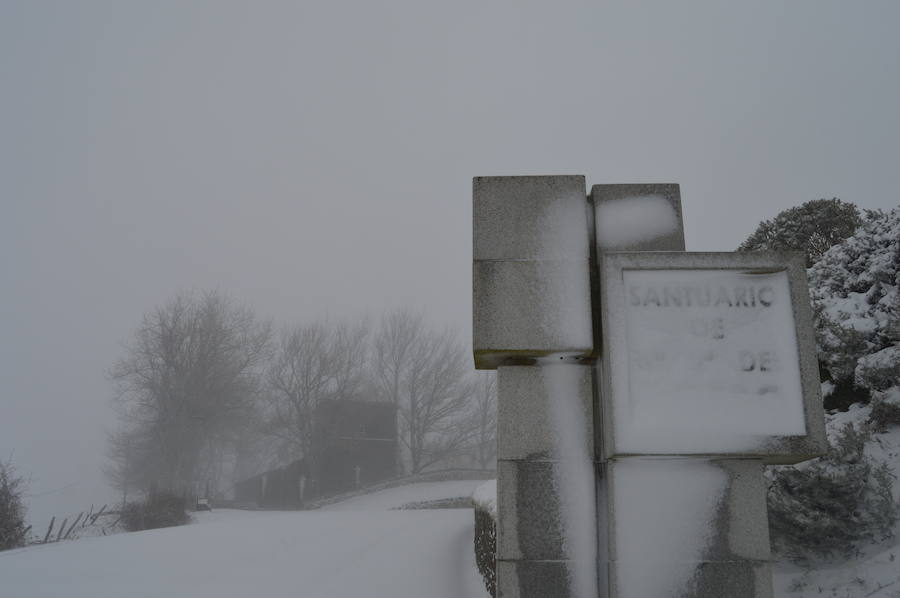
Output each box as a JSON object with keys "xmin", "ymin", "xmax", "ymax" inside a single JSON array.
[{"xmin": 2, "ymin": 0, "xmax": 898, "ymax": 525}]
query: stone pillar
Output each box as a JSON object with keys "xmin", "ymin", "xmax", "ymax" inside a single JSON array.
[
  {"xmin": 475, "ymin": 178, "xmax": 826, "ymax": 598},
  {"xmin": 474, "ymin": 176, "xmax": 597, "ymax": 598},
  {"xmin": 496, "ymin": 364, "xmax": 597, "ymax": 598},
  {"xmin": 591, "ymin": 183, "xmax": 827, "ymax": 598},
  {"xmin": 473, "ymin": 176, "xmax": 593, "ymax": 368},
  {"xmin": 590, "ymin": 184, "xmax": 767, "ymax": 598}
]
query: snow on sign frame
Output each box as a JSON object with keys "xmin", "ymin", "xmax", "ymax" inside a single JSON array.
[{"xmin": 598, "ymin": 251, "xmax": 827, "ymax": 464}]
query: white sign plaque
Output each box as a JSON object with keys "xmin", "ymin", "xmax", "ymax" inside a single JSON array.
[{"xmin": 600, "ymin": 253, "xmax": 821, "ymax": 458}]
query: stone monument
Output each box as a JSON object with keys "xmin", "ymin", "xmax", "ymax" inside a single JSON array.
[{"xmin": 473, "ymin": 176, "xmax": 826, "ymax": 598}]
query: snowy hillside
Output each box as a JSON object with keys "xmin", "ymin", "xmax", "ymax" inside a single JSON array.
[{"xmin": 0, "ymin": 480, "xmax": 490, "ymax": 598}]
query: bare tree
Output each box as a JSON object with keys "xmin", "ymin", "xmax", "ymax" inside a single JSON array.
[
  {"xmin": 104, "ymin": 430, "xmax": 140, "ymax": 505},
  {"xmin": 264, "ymin": 319, "xmax": 369, "ymax": 461},
  {"xmin": 374, "ymin": 309, "xmax": 475, "ymax": 474},
  {"xmin": 108, "ymin": 291, "xmax": 271, "ymax": 495},
  {"xmin": 469, "ymin": 371, "xmax": 497, "ymax": 470},
  {"xmin": 373, "ymin": 308, "xmax": 423, "ymax": 406}
]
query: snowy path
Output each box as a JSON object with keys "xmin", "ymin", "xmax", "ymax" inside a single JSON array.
[{"xmin": 0, "ymin": 481, "xmax": 490, "ymax": 598}]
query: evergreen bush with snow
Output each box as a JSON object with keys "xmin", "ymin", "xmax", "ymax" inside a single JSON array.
[
  {"xmin": 809, "ymin": 207, "xmax": 899, "ymax": 401},
  {"xmin": 472, "ymin": 480, "xmax": 497, "ymax": 597},
  {"xmin": 0, "ymin": 459, "xmax": 28, "ymax": 551},
  {"xmin": 868, "ymin": 390, "xmax": 900, "ymax": 433},
  {"xmin": 768, "ymin": 421, "xmax": 898, "ymax": 561},
  {"xmin": 474, "ymin": 507, "xmax": 496, "ymax": 597},
  {"xmin": 767, "ymin": 207, "xmax": 900, "ymax": 562},
  {"xmin": 738, "ymin": 198, "xmax": 864, "ymax": 267}
]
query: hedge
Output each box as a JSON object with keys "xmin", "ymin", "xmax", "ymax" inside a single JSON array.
[{"xmin": 474, "ymin": 504, "xmax": 496, "ymax": 597}]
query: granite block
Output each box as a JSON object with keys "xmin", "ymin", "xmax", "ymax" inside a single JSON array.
[
  {"xmin": 474, "ymin": 175, "xmax": 589, "ymax": 262},
  {"xmin": 498, "ymin": 560, "xmax": 590, "ymax": 598},
  {"xmin": 473, "ymin": 260, "xmax": 593, "ymax": 369},
  {"xmin": 602, "ymin": 458, "xmax": 771, "ymax": 565},
  {"xmin": 590, "ymin": 183, "xmax": 685, "ymax": 252},
  {"xmin": 497, "ymin": 460, "xmax": 565, "ymax": 561},
  {"xmin": 497, "ymin": 365, "xmax": 594, "ymax": 461}
]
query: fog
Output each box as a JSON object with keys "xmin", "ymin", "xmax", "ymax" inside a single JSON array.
[{"xmin": 1, "ymin": 0, "xmax": 898, "ymax": 527}]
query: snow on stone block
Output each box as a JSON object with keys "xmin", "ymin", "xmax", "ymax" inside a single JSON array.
[
  {"xmin": 472, "ymin": 479, "xmax": 496, "ymax": 518},
  {"xmin": 607, "ymin": 458, "xmax": 727, "ymax": 597},
  {"xmin": 604, "ymin": 458, "xmax": 772, "ymax": 598},
  {"xmin": 473, "ymin": 175, "xmax": 589, "ymax": 262},
  {"xmin": 596, "ymin": 195, "xmax": 679, "ymax": 249},
  {"xmin": 590, "ymin": 184, "xmax": 685, "ymax": 252},
  {"xmin": 541, "ymin": 363, "xmax": 598, "ymax": 598},
  {"xmin": 497, "ymin": 365, "xmax": 594, "ymax": 461}
]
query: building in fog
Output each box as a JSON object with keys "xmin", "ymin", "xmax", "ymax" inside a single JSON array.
[
  {"xmin": 311, "ymin": 398, "xmax": 398, "ymax": 496},
  {"xmin": 234, "ymin": 399, "xmax": 397, "ymax": 507}
]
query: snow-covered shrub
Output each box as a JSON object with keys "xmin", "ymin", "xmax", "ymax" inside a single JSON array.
[
  {"xmin": 810, "ymin": 208, "xmax": 900, "ymax": 404},
  {"xmin": 738, "ymin": 200, "xmax": 891, "ymax": 411},
  {"xmin": 855, "ymin": 346, "xmax": 900, "ymax": 393},
  {"xmin": 121, "ymin": 491, "xmax": 190, "ymax": 532},
  {"xmin": 767, "ymin": 208, "xmax": 900, "ymax": 562},
  {"xmin": 473, "ymin": 480, "xmax": 496, "ymax": 597},
  {"xmin": 474, "ymin": 507, "xmax": 496, "ymax": 597},
  {"xmin": 869, "ymin": 389, "xmax": 900, "ymax": 433},
  {"xmin": 768, "ymin": 422, "xmax": 898, "ymax": 561},
  {"xmin": 0, "ymin": 459, "xmax": 28, "ymax": 551}
]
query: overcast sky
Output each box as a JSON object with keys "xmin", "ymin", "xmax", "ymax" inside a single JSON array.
[{"xmin": 2, "ymin": 0, "xmax": 898, "ymax": 525}]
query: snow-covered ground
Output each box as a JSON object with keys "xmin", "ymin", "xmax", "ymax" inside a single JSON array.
[
  {"xmin": 7, "ymin": 460, "xmax": 900, "ymax": 597},
  {"xmin": 774, "ymin": 543, "xmax": 900, "ymax": 598},
  {"xmin": 0, "ymin": 481, "xmax": 490, "ymax": 598},
  {"xmin": 321, "ymin": 479, "xmax": 484, "ymax": 511}
]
